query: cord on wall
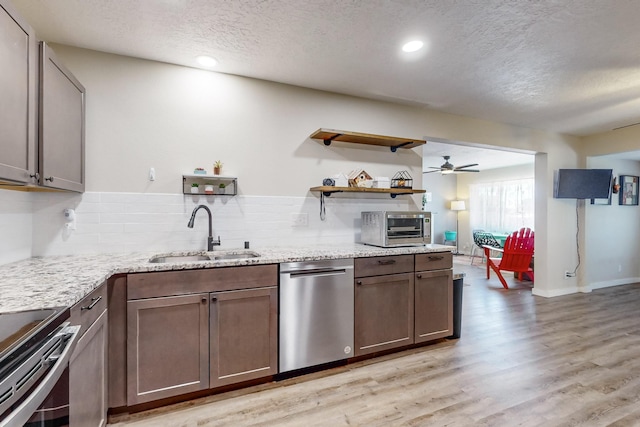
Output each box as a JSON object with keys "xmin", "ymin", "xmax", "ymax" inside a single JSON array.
[{"xmin": 571, "ymin": 199, "xmax": 581, "ymax": 275}]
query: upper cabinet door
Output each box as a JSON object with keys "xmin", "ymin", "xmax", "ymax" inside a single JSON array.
[
  {"xmin": 39, "ymin": 42, "xmax": 85, "ymax": 192},
  {"xmin": 0, "ymin": 0, "xmax": 37, "ymax": 184}
]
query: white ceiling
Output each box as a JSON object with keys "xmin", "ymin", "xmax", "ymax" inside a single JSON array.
[
  {"xmin": 12, "ymin": 0, "xmax": 640, "ymax": 138},
  {"xmin": 423, "ymin": 141, "xmax": 533, "ymax": 172}
]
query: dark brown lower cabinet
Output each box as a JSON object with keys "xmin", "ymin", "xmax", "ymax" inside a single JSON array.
[
  {"xmin": 354, "ymin": 273, "xmax": 414, "ymax": 356},
  {"xmin": 210, "ymin": 287, "xmax": 278, "ymax": 387},
  {"xmin": 69, "ymin": 309, "xmax": 108, "ymax": 427},
  {"xmin": 124, "ymin": 265, "xmax": 279, "ymax": 406},
  {"xmin": 414, "ymin": 269, "xmax": 453, "ymax": 343},
  {"xmin": 127, "ymin": 294, "xmax": 210, "ymax": 405}
]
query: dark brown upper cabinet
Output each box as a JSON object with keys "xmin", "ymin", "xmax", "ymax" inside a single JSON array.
[
  {"xmin": 0, "ymin": 0, "xmax": 38, "ymax": 185},
  {"xmin": 39, "ymin": 42, "xmax": 85, "ymax": 192}
]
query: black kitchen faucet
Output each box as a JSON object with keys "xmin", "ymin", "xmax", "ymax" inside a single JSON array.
[{"xmin": 187, "ymin": 205, "xmax": 221, "ymax": 251}]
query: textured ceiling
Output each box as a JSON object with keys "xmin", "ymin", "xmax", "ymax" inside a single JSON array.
[
  {"xmin": 11, "ymin": 0, "xmax": 640, "ymax": 137},
  {"xmin": 423, "ymin": 141, "xmax": 533, "ymax": 172}
]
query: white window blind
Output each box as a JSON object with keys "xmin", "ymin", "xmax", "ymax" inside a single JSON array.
[{"xmin": 469, "ymin": 178, "xmax": 534, "ymax": 233}]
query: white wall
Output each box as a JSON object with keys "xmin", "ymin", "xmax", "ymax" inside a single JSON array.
[
  {"xmin": 421, "ymin": 162, "xmax": 457, "ymax": 244},
  {"xmin": 584, "ymin": 158, "xmax": 640, "ymax": 291},
  {"xmin": 0, "ymin": 44, "xmax": 616, "ymax": 297}
]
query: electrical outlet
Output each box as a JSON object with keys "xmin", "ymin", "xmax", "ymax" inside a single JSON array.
[
  {"xmin": 291, "ymin": 213, "xmax": 308, "ymax": 227},
  {"xmin": 564, "ymin": 271, "xmax": 575, "ymax": 278}
]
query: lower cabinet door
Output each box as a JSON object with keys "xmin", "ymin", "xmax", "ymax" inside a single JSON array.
[
  {"xmin": 414, "ymin": 269, "xmax": 453, "ymax": 343},
  {"xmin": 70, "ymin": 310, "xmax": 108, "ymax": 427},
  {"xmin": 210, "ymin": 287, "xmax": 278, "ymax": 388},
  {"xmin": 354, "ymin": 273, "xmax": 414, "ymax": 356},
  {"xmin": 127, "ymin": 294, "xmax": 210, "ymax": 405}
]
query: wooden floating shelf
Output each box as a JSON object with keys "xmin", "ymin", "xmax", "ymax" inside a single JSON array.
[
  {"xmin": 310, "ymin": 186, "xmax": 425, "ymax": 197},
  {"xmin": 310, "ymin": 128, "xmax": 426, "ymax": 152}
]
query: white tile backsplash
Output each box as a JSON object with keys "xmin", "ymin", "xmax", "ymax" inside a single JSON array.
[
  {"xmin": 0, "ymin": 190, "xmax": 418, "ymax": 261},
  {"xmin": 0, "ymin": 190, "xmax": 34, "ymax": 264}
]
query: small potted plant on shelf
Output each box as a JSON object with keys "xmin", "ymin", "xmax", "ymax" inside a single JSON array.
[
  {"xmin": 204, "ymin": 182, "xmax": 214, "ymax": 194},
  {"xmin": 216, "ymin": 183, "xmax": 226, "ymax": 195},
  {"xmin": 193, "ymin": 167, "xmax": 206, "ymax": 175},
  {"xmin": 190, "ymin": 183, "xmax": 200, "ymax": 194},
  {"xmin": 213, "ymin": 160, "xmax": 223, "ymax": 175}
]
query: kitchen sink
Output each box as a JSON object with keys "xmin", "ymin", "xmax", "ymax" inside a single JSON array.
[
  {"xmin": 211, "ymin": 251, "xmax": 260, "ymax": 261},
  {"xmin": 149, "ymin": 254, "xmax": 211, "ymax": 263},
  {"xmin": 148, "ymin": 250, "xmax": 261, "ymax": 263}
]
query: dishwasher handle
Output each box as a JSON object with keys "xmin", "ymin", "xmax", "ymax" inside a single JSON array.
[{"xmin": 287, "ymin": 268, "xmax": 348, "ymax": 279}]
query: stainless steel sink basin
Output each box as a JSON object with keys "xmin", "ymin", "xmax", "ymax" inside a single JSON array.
[
  {"xmin": 149, "ymin": 254, "xmax": 211, "ymax": 263},
  {"xmin": 211, "ymin": 251, "xmax": 260, "ymax": 261},
  {"xmin": 149, "ymin": 250, "xmax": 261, "ymax": 263}
]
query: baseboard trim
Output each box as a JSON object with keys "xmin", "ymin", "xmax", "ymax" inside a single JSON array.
[
  {"xmin": 532, "ymin": 286, "xmax": 579, "ymax": 298},
  {"xmin": 583, "ymin": 277, "xmax": 640, "ymax": 292}
]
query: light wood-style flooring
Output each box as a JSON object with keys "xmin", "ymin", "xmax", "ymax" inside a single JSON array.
[{"xmin": 108, "ymin": 257, "xmax": 640, "ymax": 426}]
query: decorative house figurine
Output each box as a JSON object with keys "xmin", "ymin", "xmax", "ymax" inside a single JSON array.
[
  {"xmin": 348, "ymin": 169, "xmax": 373, "ymax": 187},
  {"xmin": 332, "ymin": 172, "xmax": 349, "ymax": 187}
]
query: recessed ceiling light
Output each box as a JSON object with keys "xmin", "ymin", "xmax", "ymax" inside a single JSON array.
[
  {"xmin": 196, "ymin": 55, "xmax": 218, "ymax": 68},
  {"xmin": 402, "ymin": 40, "xmax": 424, "ymax": 53}
]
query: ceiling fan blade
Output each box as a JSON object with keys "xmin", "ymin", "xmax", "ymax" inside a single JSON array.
[
  {"xmin": 422, "ymin": 170, "xmax": 442, "ymax": 174},
  {"xmin": 455, "ymin": 169, "xmax": 480, "ymax": 173},
  {"xmin": 427, "ymin": 166, "xmax": 444, "ymax": 170},
  {"xmin": 454, "ymin": 163, "xmax": 479, "ymax": 170}
]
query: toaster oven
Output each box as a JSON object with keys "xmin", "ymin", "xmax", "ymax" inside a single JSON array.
[{"xmin": 360, "ymin": 211, "xmax": 432, "ymax": 247}]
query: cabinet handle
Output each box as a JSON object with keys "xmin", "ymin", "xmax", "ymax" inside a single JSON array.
[
  {"xmin": 30, "ymin": 173, "xmax": 40, "ymax": 180},
  {"xmin": 211, "ymin": 296, "xmax": 217, "ymax": 302},
  {"xmin": 201, "ymin": 297, "xmax": 207, "ymax": 303},
  {"xmin": 417, "ymin": 274, "xmax": 422, "ymax": 279},
  {"xmin": 45, "ymin": 176, "xmax": 54, "ymax": 182},
  {"xmin": 356, "ymin": 280, "xmax": 362, "ymax": 285},
  {"xmin": 428, "ymin": 256, "xmax": 444, "ymax": 261},
  {"xmin": 81, "ymin": 296, "xmax": 102, "ymax": 311},
  {"xmin": 377, "ymin": 259, "xmax": 396, "ymax": 265}
]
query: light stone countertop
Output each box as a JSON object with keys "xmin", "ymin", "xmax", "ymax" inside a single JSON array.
[{"xmin": 0, "ymin": 244, "xmax": 454, "ymax": 314}]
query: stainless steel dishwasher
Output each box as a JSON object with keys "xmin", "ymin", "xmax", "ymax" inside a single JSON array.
[{"xmin": 279, "ymin": 258, "xmax": 354, "ymax": 373}]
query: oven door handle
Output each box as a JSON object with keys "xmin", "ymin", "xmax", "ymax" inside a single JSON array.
[{"xmin": 0, "ymin": 324, "xmax": 81, "ymax": 427}]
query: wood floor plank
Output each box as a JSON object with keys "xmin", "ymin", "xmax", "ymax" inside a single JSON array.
[{"xmin": 108, "ymin": 258, "xmax": 640, "ymax": 427}]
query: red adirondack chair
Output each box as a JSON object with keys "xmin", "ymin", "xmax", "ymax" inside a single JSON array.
[{"xmin": 483, "ymin": 228, "xmax": 534, "ymax": 289}]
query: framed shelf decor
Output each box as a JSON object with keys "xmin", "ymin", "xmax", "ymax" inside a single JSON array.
[{"xmin": 619, "ymin": 175, "xmax": 639, "ymax": 205}]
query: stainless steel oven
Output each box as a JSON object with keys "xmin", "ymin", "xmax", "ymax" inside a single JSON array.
[
  {"xmin": 361, "ymin": 211, "xmax": 432, "ymax": 247},
  {"xmin": 0, "ymin": 308, "xmax": 80, "ymax": 427}
]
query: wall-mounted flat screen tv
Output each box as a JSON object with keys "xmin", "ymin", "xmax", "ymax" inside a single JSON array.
[{"xmin": 553, "ymin": 169, "xmax": 613, "ymax": 199}]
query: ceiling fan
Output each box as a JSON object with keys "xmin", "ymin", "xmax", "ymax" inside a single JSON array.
[{"xmin": 424, "ymin": 155, "xmax": 479, "ymax": 174}]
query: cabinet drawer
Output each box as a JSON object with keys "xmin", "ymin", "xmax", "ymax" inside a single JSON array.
[
  {"xmin": 71, "ymin": 282, "xmax": 107, "ymax": 337},
  {"xmin": 415, "ymin": 252, "xmax": 452, "ymax": 271},
  {"xmin": 127, "ymin": 264, "xmax": 278, "ymax": 300},
  {"xmin": 354, "ymin": 255, "xmax": 414, "ymax": 278}
]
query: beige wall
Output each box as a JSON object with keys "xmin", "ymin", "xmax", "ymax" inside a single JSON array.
[
  {"xmin": 48, "ymin": 44, "xmax": 622, "ymax": 297},
  {"xmin": 582, "ymin": 125, "xmax": 640, "ymax": 157}
]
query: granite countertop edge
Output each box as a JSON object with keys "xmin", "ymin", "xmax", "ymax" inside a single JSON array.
[{"xmin": 0, "ymin": 244, "xmax": 455, "ymax": 314}]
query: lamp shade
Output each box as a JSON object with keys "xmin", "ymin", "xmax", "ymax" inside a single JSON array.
[{"xmin": 450, "ymin": 200, "xmax": 466, "ymax": 211}]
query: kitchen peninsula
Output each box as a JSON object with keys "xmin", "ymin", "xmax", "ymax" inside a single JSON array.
[
  {"xmin": 0, "ymin": 244, "xmax": 453, "ymax": 313},
  {"xmin": 0, "ymin": 243, "xmax": 454, "ymax": 421}
]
